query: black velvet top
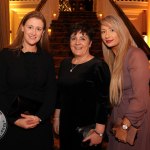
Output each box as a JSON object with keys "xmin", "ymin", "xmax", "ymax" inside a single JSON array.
[
  {"xmin": 56, "ymin": 57, "xmax": 110, "ymax": 126},
  {"xmin": 0, "ymin": 48, "xmax": 57, "ymax": 123}
]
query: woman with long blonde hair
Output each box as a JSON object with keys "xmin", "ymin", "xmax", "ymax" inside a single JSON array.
[{"xmin": 101, "ymin": 15, "xmax": 150, "ymax": 150}]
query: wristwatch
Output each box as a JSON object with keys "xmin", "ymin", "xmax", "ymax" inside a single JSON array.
[{"xmin": 122, "ymin": 124, "xmax": 128, "ymax": 130}]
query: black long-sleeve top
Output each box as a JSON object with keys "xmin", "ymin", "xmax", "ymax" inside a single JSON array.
[
  {"xmin": 56, "ymin": 57, "xmax": 110, "ymax": 126},
  {"xmin": 0, "ymin": 48, "xmax": 57, "ymax": 123}
]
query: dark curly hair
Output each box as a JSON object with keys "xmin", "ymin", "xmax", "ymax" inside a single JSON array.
[{"xmin": 68, "ymin": 21, "xmax": 94, "ymax": 41}]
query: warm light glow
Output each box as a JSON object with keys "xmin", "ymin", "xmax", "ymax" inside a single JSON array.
[
  {"xmin": 53, "ymin": 13, "xmax": 57, "ymax": 19},
  {"xmin": 143, "ymin": 35, "xmax": 148, "ymax": 43},
  {"xmin": 48, "ymin": 28, "xmax": 52, "ymax": 36},
  {"xmin": 98, "ymin": 13, "xmax": 103, "ymax": 20}
]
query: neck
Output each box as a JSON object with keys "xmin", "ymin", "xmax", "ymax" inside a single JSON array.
[
  {"xmin": 22, "ymin": 44, "xmax": 37, "ymax": 53},
  {"xmin": 72, "ymin": 54, "xmax": 93, "ymax": 64}
]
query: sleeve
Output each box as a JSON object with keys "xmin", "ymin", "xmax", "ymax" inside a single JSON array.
[
  {"xmin": 94, "ymin": 60, "xmax": 111, "ymax": 124},
  {"xmin": 125, "ymin": 49, "xmax": 150, "ymax": 127},
  {"xmin": 36, "ymin": 56, "xmax": 57, "ymax": 121},
  {"xmin": 0, "ymin": 50, "xmax": 10, "ymax": 114}
]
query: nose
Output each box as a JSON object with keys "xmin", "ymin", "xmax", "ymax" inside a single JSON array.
[
  {"xmin": 75, "ymin": 39, "xmax": 80, "ymax": 44},
  {"xmin": 105, "ymin": 31, "xmax": 110, "ymax": 38},
  {"xmin": 31, "ymin": 28, "xmax": 36, "ymax": 35}
]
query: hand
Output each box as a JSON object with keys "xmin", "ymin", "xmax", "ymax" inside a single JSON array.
[
  {"xmin": 53, "ymin": 117, "xmax": 59, "ymax": 134},
  {"xmin": 112, "ymin": 126, "xmax": 128, "ymax": 143},
  {"xmin": 14, "ymin": 114, "xmax": 41, "ymax": 129},
  {"xmin": 82, "ymin": 129, "xmax": 102, "ymax": 146}
]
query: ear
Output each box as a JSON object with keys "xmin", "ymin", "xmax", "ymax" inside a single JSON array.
[{"xmin": 89, "ymin": 41, "xmax": 92, "ymax": 48}]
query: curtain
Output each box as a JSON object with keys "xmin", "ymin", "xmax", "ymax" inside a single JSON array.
[{"xmin": 0, "ymin": 0, "xmax": 10, "ymax": 50}]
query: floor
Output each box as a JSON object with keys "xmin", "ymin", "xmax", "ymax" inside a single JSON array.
[{"xmin": 53, "ymin": 136, "xmax": 108, "ymax": 150}]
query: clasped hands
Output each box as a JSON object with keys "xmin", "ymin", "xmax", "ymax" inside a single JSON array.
[{"xmin": 14, "ymin": 113, "xmax": 41, "ymax": 129}]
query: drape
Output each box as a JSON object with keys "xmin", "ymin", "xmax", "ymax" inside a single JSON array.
[{"xmin": 0, "ymin": 0, "xmax": 10, "ymax": 50}]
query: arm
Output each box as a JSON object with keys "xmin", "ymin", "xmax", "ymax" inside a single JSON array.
[
  {"xmin": 125, "ymin": 49, "xmax": 150, "ymax": 127},
  {"xmin": 83, "ymin": 60, "xmax": 111, "ymax": 146},
  {"xmin": 53, "ymin": 108, "xmax": 60, "ymax": 134},
  {"xmin": 113, "ymin": 48, "xmax": 149, "ymax": 142}
]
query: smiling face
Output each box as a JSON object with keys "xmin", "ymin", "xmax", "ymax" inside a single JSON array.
[
  {"xmin": 21, "ymin": 17, "xmax": 44, "ymax": 49},
  {"xmin": 70, "ymin": 31, "xmax": 92, "ymax": 57},
  {"xmin": 101, "ymin": 24, "xmax": 120, "ymax": 54}
]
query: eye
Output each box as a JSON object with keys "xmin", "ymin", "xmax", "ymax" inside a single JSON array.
[
  {"xmin": 101, "ymin": 30, "xmax": 105, "ymax": 34},
  {"xmin": 80, "ymin": 37, "xmax": 86, "ymax": 40},
  {"xmin": 110, "ymin": 28, "xmax": 114, "ymax": 32},
  {"xmin": 27, "ymin": 26, "xmax": 33, "ymax": 29},
  {"xmin": 37, "ymin": 27, "xmax": 43, "ymax": 31},
  {"xmin": 70, "ymin": 36, "xmax": 76, "ymax": 41}
]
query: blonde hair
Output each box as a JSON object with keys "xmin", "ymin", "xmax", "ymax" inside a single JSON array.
[
  {"xmin": 8, "ymin": 11, "xmax": 49, "ymax": 52},
  {"xmin": 101, "ymin": 15, "xmax": 137, "ymax": 106}
]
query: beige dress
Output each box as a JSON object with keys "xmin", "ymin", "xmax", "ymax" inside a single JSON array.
[{"xmin": 107, "ymin": 46, "xmax": 150, "ymax": 150}]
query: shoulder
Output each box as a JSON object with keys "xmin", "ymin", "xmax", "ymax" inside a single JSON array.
[
  {"xmin": 92, "ymin": 57, "xmax": 110, "ymax": 76},
  {"xmin": 40, "ymin": 50, "xmax": 54, "ymax": 63},
  {"xmin": 128, "ymin": 46, "xmax": 148, "ymax": 59},
  {"xmin": 127, "ymin": 46, "xmax": 149, "ymax": 63},
  {"xmin": 0, "ymin": 48, "xmax": 13, "ymax": 60},
  {"xmin": 93, "ymin": 57, "xmax": 109, "ymax": 69}
]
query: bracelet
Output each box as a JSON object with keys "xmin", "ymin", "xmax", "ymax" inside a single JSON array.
[{"xmin": 94, "ymin": 129, "xmax": 103, "ymax": 137}]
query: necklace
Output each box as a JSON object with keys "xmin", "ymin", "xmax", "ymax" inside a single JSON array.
[
  {"xmin": 70, "ymin": 64, "xmax": 78, "ymax": 72},
  {"xmin": 69, "ymin": 55, "xmax": 93, "ymax": 72}
]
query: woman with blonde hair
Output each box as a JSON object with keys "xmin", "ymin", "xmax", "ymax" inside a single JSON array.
[{"xmin": 101, "ymin": 15, "xmax": 150, "ymax": 150}]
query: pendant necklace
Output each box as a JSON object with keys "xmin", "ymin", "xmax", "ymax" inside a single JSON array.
[
  {"xmin": 70, "ymin": 55, "xmax": 91, "ymax": 72},
  {"xmin": 70, "ymin": 64, "xmax": 79, "ymax": 72}
]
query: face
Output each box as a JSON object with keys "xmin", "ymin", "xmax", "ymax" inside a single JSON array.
[
  {"xmin": 70, "ymin": 31, "xmax": 92, "ymax": 57},
  {"xmin": 21, "ymin": 17, "xmax": 44, "ymax": 47},
  {"xmin": 101, "ymin": 24, "xmax": 119, "ymax": 49}
]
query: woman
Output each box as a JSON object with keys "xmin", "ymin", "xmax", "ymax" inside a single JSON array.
[
  {"xmin": 0, "ymin": 11, "xmax": 57, "ymax": 150},
  {"xmin": 53, "ymin": 21, "xmax": 110, "ymax": 150},
  {"xmin": 101, "ymin": 15, "xmax": 150, "ymax": 150}
]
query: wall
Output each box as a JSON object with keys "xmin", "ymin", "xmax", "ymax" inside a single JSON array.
[{"xmin": 41, "ymin": 0, "xmax": 59, "ymax": 29}]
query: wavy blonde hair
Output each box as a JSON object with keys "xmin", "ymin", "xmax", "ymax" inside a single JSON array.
[{"xmin": 101, "ymin": 15, "xmax": 137, "ymax": 106}]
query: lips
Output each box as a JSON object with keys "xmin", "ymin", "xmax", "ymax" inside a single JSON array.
[
  {"xmin": 29, "ymin": 36, "xmax": 36, "ymax": 40},
  {"xmin": 105, "ymin": 40, "xmax": 113, "ymax": 44},
  {"xmin": 74, "ymin": 47, "xmax": 82, "ymax": 50}
]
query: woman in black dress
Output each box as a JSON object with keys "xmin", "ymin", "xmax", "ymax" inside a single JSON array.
[
  {"xmin": 0, "ymin": 11, "xmax": 57, "ymax": 150},
  {"xmin": 53, "ymin": 21, "xmax": 110, "ymax": 150}
]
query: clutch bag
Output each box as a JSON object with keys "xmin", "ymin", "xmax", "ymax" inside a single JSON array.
[
  {"xmin": 76, "ymin": 124, "xmax": 95, "ymax": 147},
  {"xmin": 112, "ymin": 118, "xmax": 138, "ymax": 145},
  {"xmin": 76, "ymin": 124, "xmax": 95, "ymax": 138}
]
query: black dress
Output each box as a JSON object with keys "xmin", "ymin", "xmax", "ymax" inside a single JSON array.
[
  {"xmin": 0, "ymin": 48, "xmax": 57, "ymax": 150},
  {"xmin": 56, "ymin": 57, "xmax": 110, "ymax": 150}
]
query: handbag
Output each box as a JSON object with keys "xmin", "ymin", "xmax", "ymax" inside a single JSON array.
[
  {"xmin": 76, "ymin": 124, "xmax": 96, "ymax": 147},
  {"xmin": 112, "ymin": 118, "xmax": 138, "ymax": 145},
  {"xmin": 76, "ymin": 124, "xmax": 95, "ymax": 138},
  {"xmin": 8, "ymin": 96, "xmax": 41, "ymax": 118}
]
